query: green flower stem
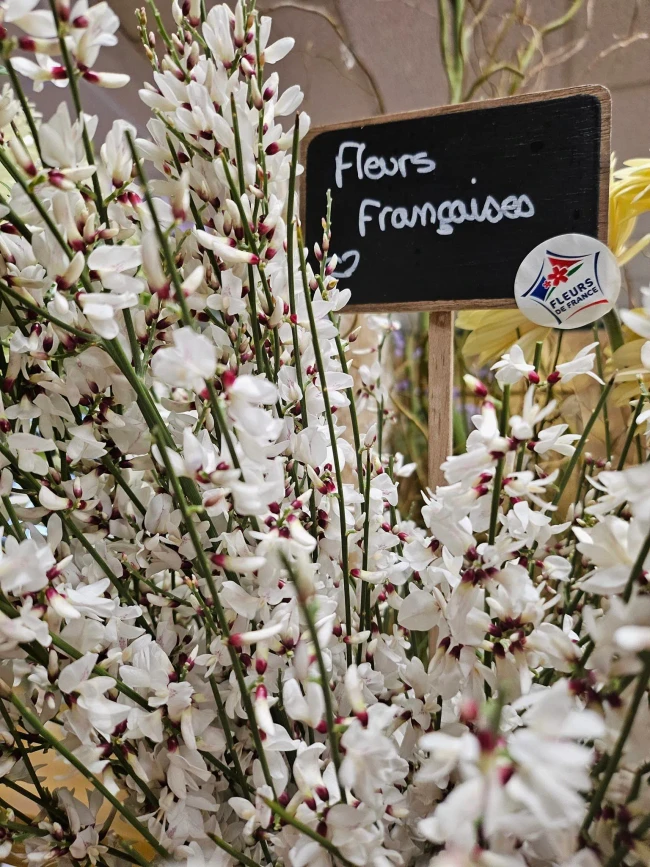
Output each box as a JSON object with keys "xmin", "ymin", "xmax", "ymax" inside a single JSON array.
[
  {"xmin": 592, "ymin": 323, "xmax": 612, "ymax": 462},
  {"xmin": 603, "ymin": 308, "xmax": 624, "ymax": 353},
  {"xmin": 126, "ymin": 135, "xmax": 272, "ymax": 519},
  {"xmin": 551, "ymin": 376, "xmax": 615, "ymax": 509},
  {"xmin": 109, "ymin": 745, "xmax": 159, "ymax": 809},
  {"xmin": 52, "ymin": 633, "xmax": 149, "ymax": 709},
  {"xmin": 231, "ymin": 93, "xmax": 279, "ymax": 377},
  {"xmin": 205, "ymin": 382, "xmax": 241, "ymax": 472},
  {"xmin": 105, "ymin": 846, "xmax": 149, "ymax": 867},
  {"xmin": 488, "ymin": 384, "xmax": 510, "ymax": 544},
  {"xmin": 581, "ymin": 653, "xmax": 650, "ymax": 837},
  {"xmin": 212, "ymin": 150, "xmax": 278, "ymax": 381},
  {"xmin": 104, "ymin": 337, "xmax": 174, "ymax": 452},
  {"xmin": 125, "ymin": 132, "xmax": 191, "ymax": 323},
  {"xmin": 1, "ymin": 776, "xmax": 61, "ymax": 816},
  {"xmin": 375, "ymin": 326, "xmax": 389, "ymax": 460},
  {"xmin": 218, "ymin": 154, "xmax": 275, "ymax": 314},
  {"xmin": 0, "ymin": 193, "xmax": 33, "ymax": 243},
  {"xmin": 100, "ymin": 454, "xmax": 147, "ymax": 516},
  {"xmin": 47, "ymin": 0, "xmax": 109, "ymax": 229},
  {"xmin": 154, "ymin": 111, "xmax": 210, "ymax": 160},
  {"xmin": 201, "ymin": 747, "xmax": 250, "ymax": 794},
  {"xmin": 0, "ymin": 795, "xmax": 31, "ymax": 825},
  {"xmin": 512, "ymin": 341, "xmax": 545, "ymax": 475},
  {"xmin": 105, "ymin": 338, "xmax": 212, "ymax": 522},
  {"xmin": 296, "ymin": 225, "xmax": 353, "ymax": 667},
  {"xmin": 61, "ymin": 514, "xmax": 146, "ymax": 617},
  {"xmin": 2, "ymin": 495, "xmax": 24, "ymax": 541},
  {"xmin": 229, "ymin": 93, "xmax": 247, "ymax": 196},
  {"xmin": 328, "ymin": 315, "xmax": 363, "ymax": 483},
  {"xmin": 0, "ymin": 819, "xmax": 47, "ymax": 836},
  {"xmin": 4, "ymin": 59, "xmax": 43, "ymax": 164},
  {"xmin": 206, "ymin": 382, "xmax": 262, "ymax": 537},
  {"xmin": 617, "ymin": 390, "xmax": 645, "ymax": 470},
  {"xmin": 206, "ymin": 676, "xmax": 252, "ymax": 797},
  {"xmin": 263, "ymin": 798, "xmax": 356, "ymax": 867},
  {"xmin": 254, "ymin": 16, "xmax": 269, "ymax": 200},
  {"xmin": 3, "ymin": 686, "xmax": 171, "ymax": 860},
  {"xmin": 246, "ymin": 261, "xmax": 274, "ymax": 382},
  {"xmin": 0, "ymin": 148, "xmax": 93, "ymax": 294},
  {"xmin": 286, "ymin": 120, "xmax": 307, "ymax": 427},
  {"xmin": 438, "ymin": 0, "xmax": 466, "ymax": 104},
  {"xmin": 165, "ymin": 133, "xmax": 223, "ymax": 288},
  {"xmin": 206, "ymin": 832, "xmax": 261, "ymax": 867},
  {"xmin": 317, "ymin": 192, "xmax": 363, "ymax": 476},
  {"xmin": 0, "ymin": 290, "xmax": 28, "ymax": 339},
  {"xmin": 0, "ymin": 511, "xmax": 16, "ymax": 545},
  {"xmin": 282, "ymin": 555, "xmax": 343, "ymax": 778},
  {"xmin": 0, "ymin": 700, "xmax": 49, "ymax": 807},
  {"xmin": 622, "ymin": 522, "xmax": 650, "ymax": 603},
  {"xmin": 543, "ymin": 331, "xmax": 564, "ymax": 410},
  {"xmin": 146, "ymin": 0, "xmax": 187, "ymax": 79},
  {"xmin": 358, "ymin": 449, "xmax": 372, "ymax": 644},
  {"xmin": 201, "ymin": 622, "xmax": 254, "ymax": 799},
  {"xmin": 0, "ymin": 280, "xmax": 95, "ymax": 343},
  {"xmin": 0, "ymin": 565, "xmax": 149, "ymax": 713},
  {"xmin": 123, "ymin": 309, "xmax": 143, "ymax": 378},
  {"xmin": 285, "ymin": 121, "xmax": 320, "ymax": 541},
  {"xmin": 153, "ymin": 429, "xmax": 277, "ymax": 796}
]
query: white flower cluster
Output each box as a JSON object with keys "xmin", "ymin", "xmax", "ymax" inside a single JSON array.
[{"xmin": 0, "ymin": 2, "xmax": 647, "ymax": 866}]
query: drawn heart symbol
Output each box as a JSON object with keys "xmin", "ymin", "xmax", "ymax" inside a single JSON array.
[{"xmin": 332, "ymin": 250, "xmax": 360, "ymax": 279}]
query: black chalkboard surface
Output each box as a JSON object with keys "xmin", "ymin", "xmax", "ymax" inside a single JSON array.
[{"xmin": 302, "ymin": 86, "xmax": 610, "ymax": 312}]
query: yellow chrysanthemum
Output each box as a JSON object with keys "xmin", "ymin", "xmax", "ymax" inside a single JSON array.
[
  {"xmin": 457, "ymin": 308, "xmax": 547, "ymax": 367},
  {"xmin": 609, "ymin": 153, "xmax": 650, "ymax": 264}
]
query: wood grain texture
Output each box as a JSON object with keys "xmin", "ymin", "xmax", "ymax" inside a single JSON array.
[
  {"xmin": 428, "ymin": 311, "xmax": 455, "ymax": 489},
  {"xmin": 344, "ymin": 296, "xmax": 516, "ymax": 314},
  {"xmin": 301, "ymin": 84, "xmax": 610, "ymax": 148}
]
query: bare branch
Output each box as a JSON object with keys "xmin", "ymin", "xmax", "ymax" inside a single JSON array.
[
  {"xmin": 260, "ymin": 0, "xmax": 387, "ymax": 114},
  {"xmin": 582, "ymin": 31, "xmax": 649, "ymax": 75}
]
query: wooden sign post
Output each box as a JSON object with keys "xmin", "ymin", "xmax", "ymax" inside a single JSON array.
[{"xmin": 302, "ymin": 86, "xmax": 611, "ymax": 488}]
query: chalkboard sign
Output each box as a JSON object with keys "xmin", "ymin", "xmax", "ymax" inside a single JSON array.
[{"xmin": 302, "ymin": 86, "xmax": 610, "ymax": 313}]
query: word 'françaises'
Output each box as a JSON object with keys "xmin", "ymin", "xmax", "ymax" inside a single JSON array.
[{"xmin": 335, "ymin": 142, "xmax": 536, "ymax": 239}]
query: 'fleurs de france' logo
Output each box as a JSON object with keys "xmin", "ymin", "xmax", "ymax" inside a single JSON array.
[
  {"xmin": 514, "ymin": 234, "xmax": 621, "ymax": 330},
  {"xmin": 522, "ymin": 249, "xmax": 606, "ymax": 325}
]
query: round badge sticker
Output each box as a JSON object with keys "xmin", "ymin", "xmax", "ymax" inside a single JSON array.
[{"xmin": 514, "ymin": 233, "xmax": 621, "ymax": 329}]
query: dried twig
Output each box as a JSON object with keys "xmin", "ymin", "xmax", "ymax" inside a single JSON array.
[
  {"xmin": 260, "ymin": 0, "xmax": 386, "ymax": 114},
  {"xmin": 582, "ymin": 31, "xmax": 649, "ymax": 75}
]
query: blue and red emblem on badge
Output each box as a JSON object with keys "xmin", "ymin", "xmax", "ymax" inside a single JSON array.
[
  {"xmin": 515, "ymin": 234, "xmax": 621, "ymax": 329},
  {"xmin": 522, "ymin": 249, "xmax": 608, "ymax": 325}
]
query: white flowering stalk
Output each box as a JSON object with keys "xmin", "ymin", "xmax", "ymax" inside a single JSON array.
[{"xmin": 0, "ymin": 2, "xmax": 647, "ymax": 867}]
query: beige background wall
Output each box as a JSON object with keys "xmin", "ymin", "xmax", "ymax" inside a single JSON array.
[
  {"xmin": 104, "ymin": 0, "xmax": 650, "ymax": 149},
  {"xmin": 70, "ymin": 1, "xmax": 650, "ymax": 153}
]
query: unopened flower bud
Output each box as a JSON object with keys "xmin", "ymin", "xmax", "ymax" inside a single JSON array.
[
  {"xmin": 250, "ymin": 74, "xmax": 263, "ymax": 110},
  {"xmin": 56, "ymin": 0, "xmax": 71, "ymax": 20},
  {"xmin": 463, "ymin": 374, "xmax": 488, "ymax": 398},
  {"xmin": 18, "ymin": 35, "xmax": 60, "ymax": 55},
  {"xmin": 171, "ymin": 171, "xmax": 190, "ymax": 222},
  {"xmin": 8, "ymin": 137, "xmax": 36, "ymax": 177},
  {"xmin": 187, "ymin": 41, "xmax": 200, "ymax": 69}
]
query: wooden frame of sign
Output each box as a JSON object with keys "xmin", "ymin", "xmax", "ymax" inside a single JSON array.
[{"xmin": 300, "ymin": 85, "xmax": 611, "ymax": 488}]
